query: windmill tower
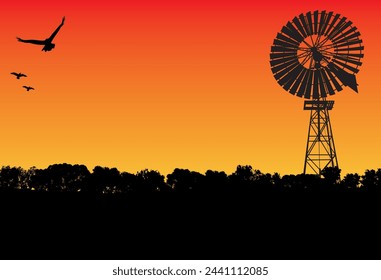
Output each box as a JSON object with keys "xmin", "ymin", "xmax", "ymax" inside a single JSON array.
[{"xmin": 270, "ymin": 11, "xmax": 364, "ymax": 176}]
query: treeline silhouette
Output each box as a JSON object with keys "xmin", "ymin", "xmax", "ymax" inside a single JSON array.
[
  {"xmin": 1, "ymin": 163, "xmax": 381, "ymax": 194},
  {"xmin": 2, "ymin": 163, "xmax": 381, "ymax": 260}
]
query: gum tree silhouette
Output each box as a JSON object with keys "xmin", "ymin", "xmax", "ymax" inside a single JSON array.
[
  {"xmin": 40, "ymin": 164, "xmax": 90, "ymax": 192},
  {"xmin": 321, "ymin": 166, "xmax": 342, "ymax": 189},
  {"xmin": 17, "ymin": 17, "xmax": 65, "ymax": 52},
  {"xmin": 0, "ymin": 166, "xmax": 24, "ymax": 190},
  {"xmin": 204, "ymin": 170, "xmax": 228, "ymax": 192},
  {"xmin": 135, "ymin": 169, "xmax": 169, "ymax": 192},
  {"xmin": 361, "ymin": 169, "xmax": 381, "ymax": 191},
  {"xmin": 228, "ymin": 165, "xmax": 255, "ymax": 191},
  {"xmin": 167, "ymin": 168, "xmax": 205, "ymax": 192},
  {"xmin": 119, "ymin": 171, "xmax": 137, "ymax": 193},
  {"xmin": 341, "ymin": 173, "xmax": 361, "ymax": 190},
  {"xmin": 90, "ymin": 166, "xmax": 121, "ymax": 194},
  {"xmin": 227, "ymin": 165, "xmax": 274, "ymax": 192}
]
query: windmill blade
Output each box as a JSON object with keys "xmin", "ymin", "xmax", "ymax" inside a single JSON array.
[
  {"xmin": 333, "ymin": 55, "xmax": 363, "ymax": 67},
  {"xmin": 285, "ymin": 21, "xmax": 305, "ymax": 42},
  {"xmin": 270, "ymin": 52, "xmax": 296, "ymax": 60},
  {"xmin": 326, "ymin": 16, "xmax": 347, "ymax": 39},
  {"xmin": 313, "ymin": 70, "xmax": 319, "ymax": 99},
  {"xmin": 270, "ymin": 53, "xmax": 295, "ymax": 62},
  {"xmin": 325, "ymin": 66, "xmax": 343, "ymax": 92},
  {"xmin": 341, "ymin": 53, "xmax": 364, "ymax": 59},
  {"xmin": 328, "ymin": 62, "xmax": 358, "ymax": 92},
  {"xmin": 317, "ymin": 11, "xmax": 326, "ymax": 35},
  {"xmin": 278, "ymin": 64, "xmax": 305, "ymax": 90},
  {"xmin": 276, "ymin": 32, "xmax": 300, "ymax": 46},
  {"xmin": 270, "ymin": 53, "xmax": 297, "ymax": 63},
  {"xmin": 299, "ymin": 13, "xmax": 312, "ymax": 36},
  {"xmin": 313, "ymin": 11, "xmax": 319, "ymax": 35},
  {"xmin": 273, "ymin": 60, "xmax": 299, "ymax": 80},
  {"xmin": 333, "ymin": 26, "xmax": 358, "ymax": 42},
  {"xmin": 335, "ymin": 46, "xmax": 364, "ymax": 52},
  {"xmin": 324, "ymin": 14, "xmax": 340, "ymax": 36},
  {"xmin": 272, "ymin": 58, "xmax": 299, "ymax": 76},
  {"xmin": 304, "ymin": 69, "xmax": 313, "ymax": 99},
  {"xmin": 292, "ymin": 16, "xmax": 307, "ymax": 37},
  {"xmin": 306, "ymin": 12, "xmax": 314, "ymax": 35},
  {"xmin": 297, "ymin": 69, "xmax": 311, "ymax": 97},
  {"xmin": 273, "ymin": 38, "xmax": 299, "ymax": 49},
  {"xmin": 290, "ymin": 67, "xmax": 307, "ymax": 94},
  {"xmin": 271, "ymin": 46, "xmax": 296, "ymax": 53},
  {"xmin": 320, "ymin": 68, "xmax": 336, "ymax": 95},
  {"xmin": 333, "ymin": 31, "xmax": 360, "ymax": 44},
  {"xmin": 316, "ymin": 70, "xmax": 328, "ymax": 98},
  {"xmin": 272, "ymin": 60, "xmax": 299, "ymax": 80},
  {"xmin": 335, "ymin": 39, "xmax": 363, "ymax": 49},
  {"xmin": 330, "ymin": 21, "xmax": 353, "ymax": 42},
  {"xmin": 332, "ymin": 59, "xmax": 360, "ymax": 73},
  {"xmin": 320, "ymin": 11, "xmax": 333, "ymax": 35}
]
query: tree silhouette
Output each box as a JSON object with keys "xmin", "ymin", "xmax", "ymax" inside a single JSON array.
[
  {"xmin": 118, "ymin": 171, "xmax": 137, "ymax": 193},
  {"xmin": 321, "ymin": 166, "xmax": 341, "ymax": 188},
  {"xmin": 0, "ymin": 166, "xmax": 24, "ymax": 190},
  {"xmin": 228, "ymin": 165, "xmax": 255, "ymax": 191},
  {"xmin": 136, "ymin": 169, "xmax": 169, "ymax": 192},
  {"xmin": 90, "ymin": 166, "xmax": 121, "ymax": 194},
  {"xmin": 40, "ymin": 164, "xmax": 90, "ymax": 192},
  {"xmin": 167, "ymin": 168, "xmax": 205, "ymax": 192},
  {"xmin": 341, "ymin": 173, "xmax": 360, "ymax": 190},
  {"xmin": 361, "ymin": 169, "xmax": 381, "ymax": 191},
  {"xmin": 2, "ymin": 163, "xmax": 381, "ymax": 195},
  {"xmin": 204, "ymin": 170, "xmax": 228, "ymax": 192}
]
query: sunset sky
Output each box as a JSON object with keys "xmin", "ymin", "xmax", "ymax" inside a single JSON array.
[{"xmin": 0, "ymin": 0, "xmax": 379, "ymax": 176}]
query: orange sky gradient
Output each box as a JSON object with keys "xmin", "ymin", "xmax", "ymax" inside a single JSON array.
[{"xmin": 0, "ymin": 0, "xmax": 379, "ymax": 176}]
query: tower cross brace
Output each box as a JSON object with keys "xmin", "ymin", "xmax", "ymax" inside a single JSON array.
[{"xmin": 303, "ymin": 99, "xmax": 338, "ymax": 176}]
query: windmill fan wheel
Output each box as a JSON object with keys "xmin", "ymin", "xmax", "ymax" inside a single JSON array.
[{"xmin": 270, "ymin": 10, "xmax": 364, "ymax": 99}]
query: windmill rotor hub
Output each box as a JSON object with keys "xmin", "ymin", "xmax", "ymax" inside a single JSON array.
[{"xmin": 311, "ymin": 47, "xmax": 323, "ymax": 62}]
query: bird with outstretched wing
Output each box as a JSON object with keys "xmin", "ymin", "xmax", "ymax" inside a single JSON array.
[
  {"xmin": 11, "ymin": 72, "xmax": 27, "ymax": 79},
  {"xmin": 17, "ymin": 17, "xmax": 65, "ymax": 52},
  {"xmin": 23, "ymin": 86, "xmax": 35, "ymax": 92}
]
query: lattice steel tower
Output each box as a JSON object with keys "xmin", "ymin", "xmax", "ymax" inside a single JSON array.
[{"xmin": 270, "ymin": 10, "xmax": 364, "ymax": 176}]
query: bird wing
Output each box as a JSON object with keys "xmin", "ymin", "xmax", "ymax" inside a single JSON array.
[
  {"xmin": 17, "ymin": 37, "xmax": 46, "ymax": 45},
  {"xmin": 20, "ymin": 73, "xmax": 27, "ymax": 77},
  {"xmin": 47, "ymin": 16, "xmax": 65, "ymax": 42},
  {"xmin": 11, "ymin": 72, "xmax": 18, "ymax": 76}
]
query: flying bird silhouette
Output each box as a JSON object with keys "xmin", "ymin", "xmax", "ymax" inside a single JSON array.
[
  {"xmin": 23, "ymin": 86, "xmax": 35, "ymax": 92},
  {"xmin": 17, "ymin": 17, "xmax": 65, "ymax": 52},
  {"xmin": 11, "ymin": 72, "xmax": 27, "ymax": 79}
]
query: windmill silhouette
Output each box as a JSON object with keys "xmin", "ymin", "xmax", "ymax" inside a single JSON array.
[{"xmin": 270, "ymin": 11, "xmax": 364, "ymax": 176}]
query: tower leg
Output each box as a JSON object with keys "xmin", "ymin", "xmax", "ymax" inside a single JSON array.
[{"xmin": 303, "ymin": 99, "xmax": 339, "ymax": 176}]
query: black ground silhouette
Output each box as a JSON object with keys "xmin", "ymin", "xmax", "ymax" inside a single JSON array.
[
  {"xmin": 17, "ymin": 16, "xmax": 65, "ymax": 52},
  {"xmin": 1, "ymin": 164, "xmax": 380, "ymax": 260},
  {"xmin": 10, "ymin": 72, "xmax": 27, "ymax": 79}
]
